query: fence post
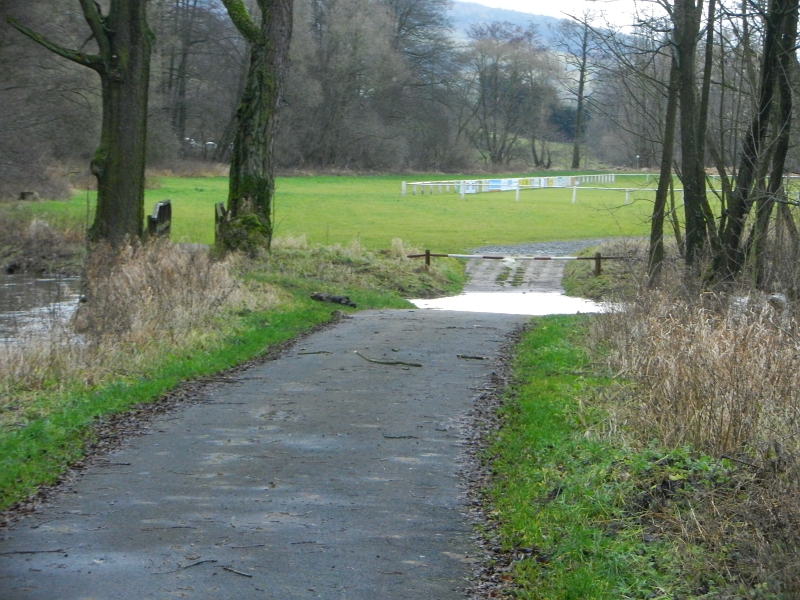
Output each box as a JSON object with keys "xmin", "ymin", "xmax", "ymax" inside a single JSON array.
[
  {"xmin": 461, "ymin": 181, "xmax": 466, "ymax": 200},
  {"xmin": 516, "ymin": 184, "xmax": 520, "ymax": 202},
  {"xmin": 402, "ymin": 181, "xmax": 406, "ymax": 197},
  {"xmin": 594, "ymin": 252, "xmax": 602, "ymax": 277},
  {"xmin": 572, "ymin": 185, "xmax": 578, "ymax": 204},
  {"xmin": 625, "ymin": 189, "xmax": 630, "ymax": 205},
  {"xmin": 425, "ymin": 249, "xmax": 430, "ymax": 268},
  {"xmin": 148, "ymin": 200, "xmax": 172, "ymax": 238}
]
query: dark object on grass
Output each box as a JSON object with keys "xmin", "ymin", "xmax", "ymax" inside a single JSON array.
[{"xmin": 310, "ymin": 292, "xmax": 356, "ymax": 308}]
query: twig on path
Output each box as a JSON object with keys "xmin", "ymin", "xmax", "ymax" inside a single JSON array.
[
  {"xmin": 354, "ymin": 351, "xmax": 422, "ymax": 367},
  {"xmin": 298, "ymin": 350, "xmax": 332, "ymax": 355},
  {"xmin": 155, "ymin": 559, "xmax": 218, "ymax": 574},
  {"xmin": 0, "ymin": 548, "xmax": 68, "ymax": 556},
  {"xmin": 457, "ymin": 354, "xmax": 488, "ymax": 360},
  {"xmin": 222, "ymin": 565, "xmax": 253, "ymax": 577}
]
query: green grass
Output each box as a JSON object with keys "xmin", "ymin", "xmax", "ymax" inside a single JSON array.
[
  {"xmin": 30, "ymin": 173, "xmax": 665, "ymax": 251},
  {"xmin": 487, "ymin": 316, "xmax": 713, "ymax": 598}
]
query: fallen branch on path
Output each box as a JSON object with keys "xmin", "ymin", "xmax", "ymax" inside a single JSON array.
[{"xmin": 354, "ymin": 351, "xmax": 422, "ymax": 367}]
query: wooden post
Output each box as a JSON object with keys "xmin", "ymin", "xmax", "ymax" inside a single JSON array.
[
  {"xmin": 572, "ymin": 185, "xmax": 578, "ymax": 204},
  {"xmin": 402, "ymin": 181, "xmax": 406, "ymax": 197},
  {"xmin": 461, "ymin": 181, "xmax": 466, "ymax": 200},
  {"xmin": 515, "ymin": 184, "xmax": 520, "ymax": 202},
  {"xmin": 594, "ymin": 252, "xmax": 602, "ymax": 277},
  {"xmin": 425, "ymin": 249, "xmax": 431, "ymax": 268}
]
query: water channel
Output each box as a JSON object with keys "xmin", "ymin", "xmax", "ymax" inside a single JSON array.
[{"xmin": 0, "ymin": 273, "xmax": 82, "ymax": 342}]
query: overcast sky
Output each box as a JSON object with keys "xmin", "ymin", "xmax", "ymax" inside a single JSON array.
[{"xmin": 467, "ymin": 0, "xmax": 662, "ymax": 27}]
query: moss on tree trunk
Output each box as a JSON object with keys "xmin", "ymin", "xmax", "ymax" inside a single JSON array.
[{"xmin": 219, "ymin": 0, "xmax": 293, "ymax": 255}]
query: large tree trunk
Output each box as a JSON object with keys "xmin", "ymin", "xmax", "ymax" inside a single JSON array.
[
  {"xmin": 219, "ymin": 0, "xmax": 293, "ymax": 253},
  {"xmin": 10, "ymin": 0, "xmax": 152, "ymax": 246},
  {"xmin": 90, "ymin": 2, "xmax": 151, "ymax": 245},
  {"xmin": 674, "ymin": 0, "xmax": 708, "ymax": 266}
]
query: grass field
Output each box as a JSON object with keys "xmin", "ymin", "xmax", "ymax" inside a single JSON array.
[{"xmin": 30, "ymin": 173, "xmax": 667, "ymax": 251}]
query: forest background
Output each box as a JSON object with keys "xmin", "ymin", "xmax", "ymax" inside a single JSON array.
[{"xmin": 0, "ymin": 0, "xmax": 698, "ymax": 199}]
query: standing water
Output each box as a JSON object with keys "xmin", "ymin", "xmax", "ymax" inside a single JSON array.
[{"xmin": 0, "ymin": 273, "xmax": 81, "ymax": 342}]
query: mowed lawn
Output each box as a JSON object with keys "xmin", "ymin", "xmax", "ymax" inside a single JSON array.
[{"xmin": 43, "ymin": 173, "xmax": 661, "ymax": 252}]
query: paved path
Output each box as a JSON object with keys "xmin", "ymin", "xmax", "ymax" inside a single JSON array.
[
  {"xmin": 0, "ymin": 310, "xmax": 527, "ymax": 599},
  {"xmin": 464, "ymin": 258, "xmax": 565, "ymax": 293}
]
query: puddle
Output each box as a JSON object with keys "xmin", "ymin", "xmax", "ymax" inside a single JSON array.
[{"xmin": 408, "ymin": 291, "xmax": 606, "ymax": 316}]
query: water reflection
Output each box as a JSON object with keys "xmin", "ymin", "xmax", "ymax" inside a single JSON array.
[
  {"xmin": 0, "ymin": 273, "xmax": 81, "ymax": 341},
  {"xmin": 408, "ymin": 291, "xmax": 605, "ymax": 316}
]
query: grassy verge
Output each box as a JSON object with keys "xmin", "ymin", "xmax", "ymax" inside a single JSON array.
[
  {"xmin": 485, "ymin": 316, "xmax": 743, "ymax": 599},
  {"xmin": 0, "ymin": 239, "xmax": 463, "ymax": 512}
]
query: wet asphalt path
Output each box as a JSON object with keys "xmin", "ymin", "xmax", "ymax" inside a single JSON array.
[{"xmin": 0, "ymin": 309, "xmax": 528, "ymax": 599}]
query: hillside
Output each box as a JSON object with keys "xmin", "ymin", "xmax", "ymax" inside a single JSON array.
[{"xmin": 449, "ymin": 1, "xmax": 567, "ymax": 43}]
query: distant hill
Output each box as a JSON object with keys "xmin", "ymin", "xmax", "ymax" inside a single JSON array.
[{"xmin": 449, "ymin": 1, "xmax": 567, "ymax": 44}]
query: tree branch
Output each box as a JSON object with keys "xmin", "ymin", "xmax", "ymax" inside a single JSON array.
[
  {"xmin": 220, "ymin": 0, "xmax": 261, "ymax": 44},
  {"xmin": 7, "ymin": 18, "xmax": 104, "ymax": 72},
  {"xmin": 77, "ymin": 0, "xmax": 111, "ymax": 59}
]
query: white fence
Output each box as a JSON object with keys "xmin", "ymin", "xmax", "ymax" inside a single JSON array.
[{"xmin": 401, "ymin": 175, "xmax": 617, "ymax": 200}]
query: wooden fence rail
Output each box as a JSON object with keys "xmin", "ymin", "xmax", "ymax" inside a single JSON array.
[{"xmin": 407, "ymin": 251, "xmax": 628, "ymax": 276}]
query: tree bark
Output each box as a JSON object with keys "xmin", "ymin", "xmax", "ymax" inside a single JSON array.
[
  {"xmin": 674, "ymin": 0, "xmax": 707, "ymax": 266},
  {"xmin": 9, "ymin": 0, "xmax": 151, "ymax": 246},
  {"xmin": 219, "ymin": 0, "xmax": 293, "ymax": 253},
  {"xmin": 713, "ymin": 0, "xmax": 796, "ymax": 282},
  {"xmin": 648, "ymin": 57, "xmax": 679, "ymax": 287}
]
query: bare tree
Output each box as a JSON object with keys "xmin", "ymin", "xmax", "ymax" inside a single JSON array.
[{"xmin": 553, "ymin": 12, "xmax": 599, "ymax": 169}]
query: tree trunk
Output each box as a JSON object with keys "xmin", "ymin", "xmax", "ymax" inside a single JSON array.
[
  {"xmin": 713, "ymin": 0, "xmax": 796, "ymax": 282},
  {"xmin": 90, "ymin": 2, "xmax": 151, "ymax": 245},
  {"xmin": 752, "ymin": 0, "xmax": 797, "ymax": 287},
  {"xmin": 648, "ymin": 57, "xmax": 679, "ymax": 287},
  {"xmin": 10, "ymin": 0, "xmax": 152, "ymax": 246},
  {"xmin": 571, "ymin": 24, "xmax": 589, "ymax": 170},
  {"xmin": 674, "ymin": 0, "xmax": 707, "ymax": 266},
  {"xmin": 219, "ymin": 0, "xmax": 293, "ymax": 253}
]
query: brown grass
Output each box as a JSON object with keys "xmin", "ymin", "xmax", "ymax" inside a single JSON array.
[
  {"xmin": 590, "ymin": 253, "xmax": 800, "ymax": 596},
  {"xmin": 0, "ymin": 241, "xmax": 281, "ymax": 425}
]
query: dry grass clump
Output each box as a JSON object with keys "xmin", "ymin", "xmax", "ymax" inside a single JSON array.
[
  {"xmin": 599, "ymin": 289, "xmax": 800, "ymax": 458},
  {"xmin": 0, "ymin": 241, "xmax": 281, "ymax": 424},
  {"xmin": 593, "ymin": 260, "xmax": 800, "ymax": 595}
]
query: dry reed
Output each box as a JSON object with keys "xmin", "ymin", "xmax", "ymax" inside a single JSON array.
[
  {"xmin": 589, "ymin": 251, "xmax": 800, "ymax": 595},
  {"xmin": 0, "ymin": 240, "xmax": 281, "ymax": 424}
]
